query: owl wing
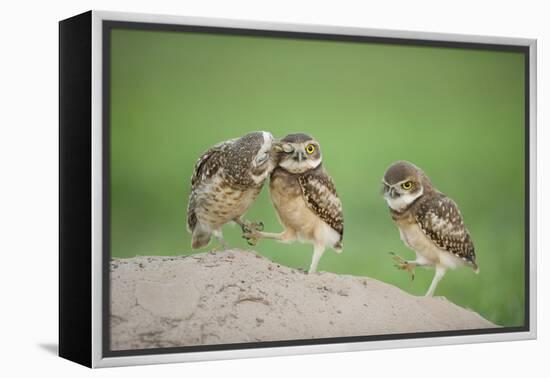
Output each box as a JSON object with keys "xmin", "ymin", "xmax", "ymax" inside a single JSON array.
[
  {"xmin": 298, "ymin": 169, "xmax": 344, "ymax": 241},
  {"xmin": 190, "ymin": 142, "xmax": 228, "ymax": 188},
  {"xmin": 187, "ymin": 142, "xmax": 228, "ymax": 231},
  {"xmin": 414, "ymin": 194, "xmax": 477, "ymax": 267}
]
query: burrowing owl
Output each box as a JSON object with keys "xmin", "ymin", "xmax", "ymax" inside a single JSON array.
[
  {"xmin": 244, "ymin": 133, "xmax": 344, "ymax": 273},
  {"xmin": 186, "ymin": 131, "xmax": 277, "ymax": 249},
  {"xmin": 382, "ymin": 161, "xmax": 477, "ymax": 296}
]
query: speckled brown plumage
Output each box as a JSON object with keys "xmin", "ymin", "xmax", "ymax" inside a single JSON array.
[
  {"xmin": 189, "ymin": 133, "xmax": 268, "ymax": 191},
  {"xmin": 413, "ymin": 193, "xmax": 477, "ymax": 268},
  {"xmin": 245, "ymin": 133, "xmax": 344, "ymax": 274},
  {"xmin": 382, "ymin": 160, "xmax": 478, "ymax": 296},
  {"xmin": 298, "ymin": 167, "xmax": 344, "ymax": 241},
  {"xmin": 186, "ymin": 132, "xmax": 275, "ymax": 249}
]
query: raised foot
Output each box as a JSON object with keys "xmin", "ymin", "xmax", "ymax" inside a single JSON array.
[
  {"xmin": 240, "ymin": 221, "xmax": 264, "ymax": 233},
  {"xmin": 242, "ymin": 229, "xmax": 262, "ymax": 246},
  {"xmin": 240, "ymin": 221, "xmax": 264, "ymax": 246},
  {"xmin": 389, "ymin": 252, "xmax": 416, "ymax": 281}
]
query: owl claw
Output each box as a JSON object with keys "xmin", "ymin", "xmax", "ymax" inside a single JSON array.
[
  {"xmin": 248, "ymin": 221, "xmax": 264, "ymax": 232},
  {"xmin": 389, "ymin": 252, "xmax": 416, "ymax": 281},
  {"xmin": 240, "ymin": 220, "xmax": 264, "ymax": 234},
  {"xmin": 242, "ymin": 234, "xmax": 258, "ymax": 246},
  {"xmin": 242, "ymin": 230, "xmax": 261, "ymax": 246}
]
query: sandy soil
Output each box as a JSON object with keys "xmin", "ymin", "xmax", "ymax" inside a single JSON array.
[{"xmin": 110, "ymin": 250, "xmax": 495, "ymax": 350}]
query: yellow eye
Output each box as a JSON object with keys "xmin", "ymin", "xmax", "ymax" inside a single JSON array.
[
  {"xmin": 306, "ymin": 144, "xmax": 315, "ymax": 154},
  {"xmin": 401, "ymin": 181, "xmax": 413, "ymax": 190}
]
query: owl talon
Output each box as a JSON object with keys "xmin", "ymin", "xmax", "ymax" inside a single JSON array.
[
  {"xmin": 255, "ymin": 221, "xmax": 264, "ymax": 231},
  {"xmin": 211, "ymin": 241, "xmax": 228, "ymax": 252},
  {"xmin": 389, "ymin": 252, "xmax": 416, "ymax": 281},
  {"xmin": 242, "ymin": 230, "xmax": 260, "ymax": 246},
  {"xmin": 247, "ymin": 221, "xmax": 264, "ymax": 232},
  {"xmin": 240, "ymin": 220, "xmax": 264, "ymax": 234},
  {"xmin": 245, "ymin": 238, "xmax": 257, "ymax": 246}
]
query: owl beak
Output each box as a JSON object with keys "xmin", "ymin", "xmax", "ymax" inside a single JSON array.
[
  {"xmin": 389, "ymin": 187, "xmax": 399, "ymax": 198},
  {"xmin": 382, "ymin": 184, "xmax": 398, "ymax": 199},
  {"xmin": 292, "ymin": 151, "xmax": 306, "ymax": 162}
]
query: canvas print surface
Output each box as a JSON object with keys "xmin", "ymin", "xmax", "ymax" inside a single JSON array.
[{"xmin": 106, "ymin": 26, "xmax": 527, "ymax": 353}]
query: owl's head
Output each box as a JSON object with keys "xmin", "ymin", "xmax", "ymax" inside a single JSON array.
[
  {"xmin": 273, "ymin": 133, "xmax": 322, "ymax": 174},
  {"xmin": 382, "ymin": 161, "xmax": 433, "ymax": 212},
  {"xmin": 236, "ymin": 131, "xmax": 276, "ymax": 182}
]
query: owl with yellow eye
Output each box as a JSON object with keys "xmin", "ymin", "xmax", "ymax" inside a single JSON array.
[
  {"xmin": 244, "ymin": 133, "xmax": 344, "ymax": 274},
  {"xmin": 382, "ymin": 160, "xmax": 478, "ymax": 296}
]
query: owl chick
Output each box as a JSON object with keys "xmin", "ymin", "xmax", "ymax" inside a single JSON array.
[
  {"xmin": 382, "ymin": 161, "xmax": 478, "ymax": 296},
  {"xmin": 244, "ymin": 133, "xmax": 344, "ymax": 274},
  {"xmin": 186, "ymin": 131, "xmax": 277, "ymax": 249}
]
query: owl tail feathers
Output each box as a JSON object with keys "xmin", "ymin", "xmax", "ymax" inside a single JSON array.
[
  {"xmin": 472, "ymin": 262, "xmax": 480, "ymax": 274},
  {"xmin": 333, "ymin": 241, "xmax": 344, "ymax": 254},
  {"xmin": 191, "ymin": 227, "xmax": 212, "ymax": 249}
]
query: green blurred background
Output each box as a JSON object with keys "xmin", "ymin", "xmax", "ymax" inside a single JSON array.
[{"xmin": 109, "ymin": 28, "xmax": 525, "ymax": 327}]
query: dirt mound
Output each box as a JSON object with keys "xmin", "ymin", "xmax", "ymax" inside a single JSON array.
[{"xmin": 110, "ymin": 250, "xmax": 495, "ymax": 350}]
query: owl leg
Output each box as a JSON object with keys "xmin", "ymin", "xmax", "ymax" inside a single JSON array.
[
  {"xmin": 308, "ymin": 244, "xmax": 325, "ymax": 274},
  {"xmin": 211, "ymin": 229, "xmax": 228, "ymax": 250},
  {"xmin": 389, "ymin": 252, "xmax": 417, "ymax": 280},
  {"xmin": 242, "ymin": 229, "xmax": 295, "ymax": 246},
  {"xmin": 425, "ymin": 265, "xmax": 446, "ymax": 297},
  {"xmin": 233, "ymin": 217, "xmax": 264, "ymax": 234}
]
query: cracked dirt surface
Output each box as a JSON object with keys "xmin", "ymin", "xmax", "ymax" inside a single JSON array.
[{"xmin": 110, "ymin": 250, "xmax": 496, "ymax": 350}]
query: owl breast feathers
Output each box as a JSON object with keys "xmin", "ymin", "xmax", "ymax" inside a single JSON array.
[{"xmin": 414, "ymin": 193, "xmax": 476, "ymax": 268}]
